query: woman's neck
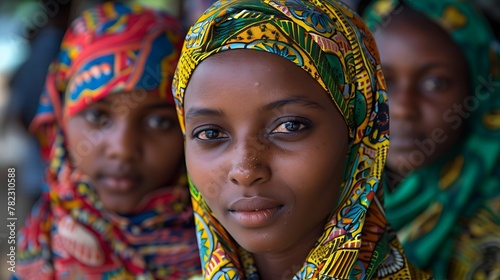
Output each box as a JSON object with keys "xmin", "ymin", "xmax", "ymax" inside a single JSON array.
[
  {"xmin": 252, "ymin": 226, "xmax": 321, "ymax": 279},
  {"xmin": 253, "ymin": 251, "xmax": 304, "ymax": 279}
]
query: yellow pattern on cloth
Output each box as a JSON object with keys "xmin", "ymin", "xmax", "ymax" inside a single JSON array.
[{"xmin": 173, "ymin": 0, "xmax": 430, "ymax": 279}]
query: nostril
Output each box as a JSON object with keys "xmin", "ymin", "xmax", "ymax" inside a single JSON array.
[
  {"xmin": 228, "ymin": 163, "xmax": 267, "ymax": 186},
  {"xmin": 227, "ymin": 143, "xmax": 271, "ymax": 186}
]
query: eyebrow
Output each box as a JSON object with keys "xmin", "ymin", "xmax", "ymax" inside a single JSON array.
[
  {"xmin": 143, "ymin": 103, "xmax": 174, "ymax": 110},
  {"xmin": 185, "ymin": 96, "xmax": 325, "ymax": 121},
  {"xmin": 383, "ymin": 62, "xmax": 455, "ymax": 73},
  {"xmin": 419, "ymin": 62, "xmax": 455, "ymax": 73},
  {"xmin": 261, "ymin": 96, "xmax": 326, "ymax": 112},
  {"xmin": 185, "ymin": 107, "xmax": 224, "ymax": 122},
  {"xmin": 94, "ymin": 96, "xmax": 174, "ymax": 106}
]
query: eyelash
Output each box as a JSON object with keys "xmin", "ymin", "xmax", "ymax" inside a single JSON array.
[
  {"xmin": 193, "ymin": 126, "xmax": 228, "ymax": 141},
  {"xmin": 192, "ymin": 118, "xmax": 311, "ymax": 142},
  {"xmin": 385, "ymin": 76, "xmax": 452, "ymax": 94},
  {"xmin": 82, "ymin": 108, "xmax": 110, "ymax": 127},
  {"xmin": 145, "ymin": 115, "xmax": 173, "ymax": 130},
  {"xmin": 420, "ymin": 77, "xmax": 451, "ymax": 93},
  {"xmin": 81, "ymin": 109, "xmax": 174, "ymax": 131},
  {"xmin": 271, "ymin": 119, "xmax": 310, "ymax": 134}
]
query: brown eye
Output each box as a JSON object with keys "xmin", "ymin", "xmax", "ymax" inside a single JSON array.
[
  {"xmin": 195, "ymin": 129, "xmax": 228, "ymax": 140},
  {"xmin": 146, "ymin": 115, "xmax": 172, "ymax": 130},
  {"xmin": 272, "ymin": 121, "xmax": 302, "ymax": 133},
  {"xmin": 82, "ymin": 108, "xmax": 111, "ymax": 128},
  {"xmin": 421, "ymin": 77, "xmax": 451, "ymax": 93},
  {"xmin": 271, "ymin": 119, "xmax": 309, "ymax": 134}
]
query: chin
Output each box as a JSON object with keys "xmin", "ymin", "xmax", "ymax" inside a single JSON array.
[
  {"xmin": 387, "ymin": 154, "xmax": 431, "ymax": 177},
  {"xmin": 239, "ymin": 243, "xmax": 276, "ymax": 255},
  {"xmin": 101, "ymin": 199, "xmax": 136, "ymax": 215},
  {"xmin": 106, "ymin": 206, "xmax": 132, "ymax": 215},
  {"xmin": 233, "ymin": 232, "xmax": 282, "ymax": 254}
]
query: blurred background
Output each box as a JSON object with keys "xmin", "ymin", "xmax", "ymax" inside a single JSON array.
[
  {"xmin": 0, "ymin": 0, "xmax": 498, "ymax": 278},
  {"xmin": 0, "ymin": 0, "xmax": 219, "ymax": 277}
]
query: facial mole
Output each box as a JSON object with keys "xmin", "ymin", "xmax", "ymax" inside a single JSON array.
[{"xmin": 254, "ymin": 81, "xmax": 260, "ymax": 87}]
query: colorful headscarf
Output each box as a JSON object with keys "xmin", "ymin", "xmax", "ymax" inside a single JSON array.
[
  {"xmin": 363, "ymin": 0, "xmax": 500, "ymax": 279},
  {"xmin": 13, "ymin": 2, "xmax": 201, "ymax": 279},
  {"xmin": 173, "ymin": 0, "xmax": 430, "ymax": 279}
]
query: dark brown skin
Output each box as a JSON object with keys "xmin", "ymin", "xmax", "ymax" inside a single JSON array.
[
  {"xmin": 375, "ymin": 7, "xmax": 469, "ymax": 179},
  {"xmin": 184, "ymin": 49, "xmax": 349, "ymax": 279},
  {"xmin": 66, "ymin": 91, "xmax": 184, "ymax": 214}
]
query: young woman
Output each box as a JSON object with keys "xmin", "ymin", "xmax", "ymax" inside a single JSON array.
[
  {"xmin": 363, "ymin": 0, "xmax": 500, "ymax": 278},
  {"xmin": 13, "ymin": 2, "xmax": 201, "ymax": 279},
  {"xmin": 173, "ymin": 0, "xmax": 430, "ymax": 279}
]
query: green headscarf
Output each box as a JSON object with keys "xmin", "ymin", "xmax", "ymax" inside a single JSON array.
[
  {"xmin": 174, "ymin": 0, "xmax": 431, "ymax": 279},
  {"xmin": 363, "ymin": 0, "xmax": 500, "ymax": 279}
]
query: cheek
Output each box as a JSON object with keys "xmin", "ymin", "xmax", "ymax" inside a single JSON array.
[
  {"xmin": 423, "ymin": 92, "xmax": 467, "ymax": 134},
  {"xmin": 187, "ymin": 162, "xmax": 225, "ymax": 217},
  {"xmin": 302, "ymin": 162, "xmax": 342, "ymax": 206},
  {"xmin": 314, "ymin": 142, "xmax": 346, "ymax": 200},
  {"xmin": 145, "ymin": 134, "xmax": 185, "ymax": 182},
  {"xmin": 284, "ymin": 144, "xmax": 344, "ymax": 206},
  {"xmin": 186, "ymin": 148, "xmax": 226, "ymax": 202},
  {"xmin": 418, "ymin": 90, "xmax": 468, "ymax": 161},
  {"xmin": 152, "ymin": 134, "xmax": 184, "ymax": 165},
  {"xmin": 64, "ymin": 121, "xmax": 99, "ymax": 169}
]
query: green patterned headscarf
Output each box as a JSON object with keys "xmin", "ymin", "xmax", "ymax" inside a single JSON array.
[
  {"xmin": 173, "ymin": 0, "xmax": 430, "ymax": 279},
  {"xmin": 364, "ymin": 0, "xmax": 500, "ymax": 279}
]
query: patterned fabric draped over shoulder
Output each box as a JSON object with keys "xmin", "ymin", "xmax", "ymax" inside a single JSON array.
[
  {"xmin": 13, "ymin": 2, "xmax": 201, "ymax": 279},
  {"xmin": 173, "ymin": 0, "xmax": 430, "ymax": 279},
  {"xmin": 364, "ymin": 0, "xmax": 500, "ymax": 279}
]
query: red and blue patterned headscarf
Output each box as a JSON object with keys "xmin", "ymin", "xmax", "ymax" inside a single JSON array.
[{"xmin": 14, "ymin": 2, "xmax": 201, "ymax": 279}]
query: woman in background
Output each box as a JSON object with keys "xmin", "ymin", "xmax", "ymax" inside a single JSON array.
[
  {"xmin": 364, "ymin": 0, "xmax": 500, "ymax": 278},
  {"xmin": 12, "ymin": 2, "xmax": 201, "ymax": 279}
]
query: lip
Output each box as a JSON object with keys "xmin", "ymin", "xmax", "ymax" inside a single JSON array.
[
  {"xmin": 389, "ymin": 136, "xmax": 418, "ymax": 150},
  {"xmin": 98, "ymin": 172, "xmax": 140, "ymax": 192},
  {"xmin": 228, "ymin": 197, "xmax": 284, "ymax": 228},
  {"xmin": 99, "ymin": 176, "xmax": 137, "ymax": 192}
]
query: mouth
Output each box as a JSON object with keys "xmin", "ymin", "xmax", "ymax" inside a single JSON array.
[
  {"xmin": 389, "ymin": 136, "xmax": 418, "ymax": 150},
  {"xmin": 389, "ymin": 123, "xmax": 424, "ymax": 150},
  {"xmin": 228, "ymin": 197, "xmax": 284, "ymax": 228},
  {"xmin": 97, "ymin": 174, "xmax": 141, "ymax": 192}
]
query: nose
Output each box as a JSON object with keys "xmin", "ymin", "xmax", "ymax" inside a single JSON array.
[
  {"xmin": 227, "ymin": 136, "xmax": 271, "ymax": 187},
  {"xmin": 104, "ymin": 121, "xmax": 142, "ymax": 163},
  {"xmin": 389, "ymin": 81, "xmax": 420, "ymax": 120}
]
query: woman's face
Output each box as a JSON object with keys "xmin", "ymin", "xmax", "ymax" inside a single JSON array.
[
  {"xmin": 184, "ymin": 49, "xmax": 348, "ymax": 258},
  {"xmin": 65, "ymin": 91, "xmax": 184, "ymax": 214},
  {"xmin": 375, "ymin": 10, "xmax": 469, "ymax": 176}
]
